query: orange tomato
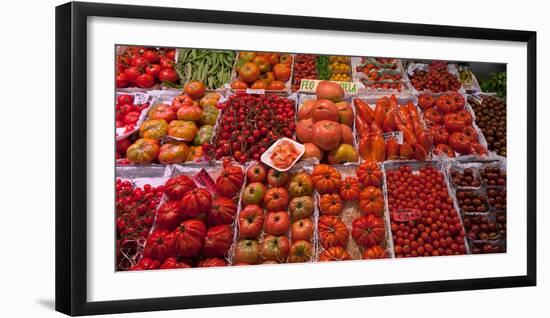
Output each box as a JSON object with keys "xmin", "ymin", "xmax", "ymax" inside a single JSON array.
[
  {"xmin": 267, "ymin": 80, "xmax": 286, "ymax": 90},
  {"xmin": 251, "ymin": 80, "xmax": 268, "ymax": 89},
  {"xmin": 231, "ymin": 79, "xmax": 248, "ymax": 90},
  {"xmin": 238, "ymin": 62, "xmax": 260, "ymax": 83},
  {"xmin": 273, "ymin": 63, "xmax": 291, "ymax": 82}
]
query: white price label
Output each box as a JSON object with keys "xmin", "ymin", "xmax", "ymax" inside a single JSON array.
[
  {"xmin": 383, "ymin": 131, "xmax": 403, "ymax": 145},
  {"xmin": 246, "ymin": 88, "xmax": 266, "ymax": 95},
  {"xmin": 134, "ymin": 93, "xmax": 149, "ymax": 105}
]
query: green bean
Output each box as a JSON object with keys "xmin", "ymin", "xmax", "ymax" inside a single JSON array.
[{"xmin": 175, "ymin": 49, "xmax": 236, "ymax": 89}]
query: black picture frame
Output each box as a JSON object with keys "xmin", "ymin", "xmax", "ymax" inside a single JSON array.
[{"xmin": 55, "ymin": 1, "xmax": 537, "ymax": 316}]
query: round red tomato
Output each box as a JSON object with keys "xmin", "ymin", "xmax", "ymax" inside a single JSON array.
[
  {"xmin": 291, "ymin": 218, "xmax": 313, "ymax": 241},
  {"xmin": 289, "ymin": 240, "xmax": 313, "ymax": 263},
  {"xmin": 184, "ymin": 81, "xmax": 206, "ymax": 99},
  {"xmin": 234, "ymin": 239, "xmax": 260, "ymax": 264},
  {"xmin": 215, "ymin": 164, "xmax": 244, "ymax": 198},
  {"xmin": 263, "ymin": 187, "xmax": 290, "ymax": 212},
  {"xmin": 264, "ymin": 211, "xmax": 290, "ymax": 235},
  {"xmin": 358, "ymin": 186, "xmax": 384, "ymax": 217},
  {"xmin": 238, "ymin": 205, "xmax": 264, "ymax": 238},
  {"xmin": 260, "ymin": 235, "xmax": 290, "ymax": 262},
  {"xmin": 155, "ymin": 200, "xmax": 183, "ymax": 230},
  {"xmin": 158, "ymin": 68, "xmax": 178, "ymax": 83},
  {"xmin": 142, "ymin": 49, "xmax": 160, "ymax": 63},
  {"xmin": 238, "ymin": 62, "xmax": 260, "ymax": 83},
  {"xmin": 339, "ymin": 177, "xmax": 361, "ymax": 201},
  {"xmin": 135, "ymin": 73, "xmax": 155, "ymax": 88}
]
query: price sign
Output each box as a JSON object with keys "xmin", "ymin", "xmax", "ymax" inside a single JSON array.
[
  {"xmin": 246, "ymin": 88, "xmax": 266, "ymax": 95},
  {"xmin": 392, "ymin": 208, "xmax": 421, "ymax": 222},
  {"xmin": 133, "ymin": 92, "xmax": 149, "ymax": 105},
  {"xmin": 382, "ymin": 131, "xmax": 403, "ymax": 144},
  {"xmin": 193, "ymin": 169, "xmax": 217, "ymax": 194},
  {"xmin": 299, "ymin": 79, "xmax": 357, "ymax": 94}
]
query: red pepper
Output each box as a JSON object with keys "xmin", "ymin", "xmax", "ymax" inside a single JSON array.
[
  {"xmin": 386, "ymin": 138, "xmax": 399, "ymax": 160},
  {"xmin": 354, "ymin": 98, "xmax": 374, "ymax": 123},
  {"xmin": 373, "ymin": 102, "xmax": 386, "ymax": 127},
  {"xmin": 399, "ymin": 142, "xmax": 414, "ymax": 159},
  {"xmin": 370, "ymin": 132, "xmax": 386, "ymax": 162}
]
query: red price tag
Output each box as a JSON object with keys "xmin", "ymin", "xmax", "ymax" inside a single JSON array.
[
  {"xmin": 193, "ymin": 169, "xmax": 217, "ymax": 194},
  {"xmin": 392, "ymin": 209, "xmax": 421, "ymax": 222}
]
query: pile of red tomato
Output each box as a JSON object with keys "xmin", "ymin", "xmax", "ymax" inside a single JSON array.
[{"xmin": 116, "ymin": 46, "xmax": 179, "ymax": 89}]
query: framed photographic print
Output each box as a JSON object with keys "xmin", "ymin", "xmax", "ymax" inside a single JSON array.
[{"xmin": 55, "ymin": 1, "xmax": 537, "ymax": 316}]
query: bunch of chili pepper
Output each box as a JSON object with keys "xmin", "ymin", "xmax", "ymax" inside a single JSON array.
[{"xmin": 354, "ymin": 95, "xmax": 433, "ymax": 162}]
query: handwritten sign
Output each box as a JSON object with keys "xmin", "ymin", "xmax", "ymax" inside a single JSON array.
[
  {"xmin": 133, "ymin": 92, "xmax": 149, "ymax": 105},
  {"xmin": 382, "ymin": 131, "xmax": 403, "ymax": 144},
  {"xmin": 193, "ymin": 168, "xmax": 217, "ymax": 194},
  {"xmin": 392, "ymin": 208, "xmax": 421, "ymax": 222},
  {"xmin": 246, "ymin": 88, "xmax": 266, "ymax": 95},
  {"xmin": 299, "ymin": 79, "xmax": 358, "ymax": 94}
]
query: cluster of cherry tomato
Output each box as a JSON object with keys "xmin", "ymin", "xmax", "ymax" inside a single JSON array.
[
  {"xmin": 115, "ymin": 94, "xmax": 149, "ymax": 133},
  {"xmin": 409, "ymin": 61, "xmax": 462, "ymax": 93},
  {"xmin": 115, "ymin": 179, "xmax": 164, "ymax": 271},
  {"xmin": 116, "ymin": 46, "xmax": 179, "ymax": 89},
  {"xmin": 386, "ymin": 164, "xmax": 467, "ymax": 257},
  {"xmin": 206, "ymin": 93, "xmax": 296, "ymax": 163},
  {"xmin": 292, "ymin": 54, "xmax": 318, "ymax": 91}
]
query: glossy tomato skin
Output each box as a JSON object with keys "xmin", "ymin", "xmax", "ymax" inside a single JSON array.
[
  {"xmin": 434, "ymin": 143, "xmax": 456, "ymax": 157},
  {"xmin": 319, "ymin": 193, "xmax": 344, "ymax": 216},
  {"xmin": 207, "ymin": 196, "xmax": 237, "ymax": 226},
  {"xmin": 180, "ymin": 188, "xmax": 213, "ymax": 218},
  {"xmin": 142, "ymin": 49, "xmax": 160, "ymax": 63},
  {"xmin": 246, "ymin": 163, "xmax": 267, "ymax": 183},
  {"xmin": 131, "ymin": 257, "xmax": 161, "ymax": 270},
  {"xmin": 116, "ymin": 73, "xmax": 130, "ymax": 88},
  {"xmin": 273, "ymin": 63, "xmax": 291, "ymax": 82},
  {"xmin": 260, "ymin": 235, "xmax": 290, "ymax": 262},
  {"xmin": 358, "ymin": 186, "xmax": 384, "ymax": 216},
  {"xmin": 158, "ymin": 68, "xmax": 178, "ymax": 83},
  {"xmin": 158, "ymin": 142, "xmax": 189, "ymax": 165},
  {"xmin": 356, "ymin": 162, "xmax": 382, "ymax": 187},
  {"xmin": 164, "ymin": 175, "xmax": 197, "ymax": 200},
  {"xmin": 449, "ymin": 132, "xmax": 471, "ymax": 154},
  {"xmin": 172, "ymin": 219, "xmax": 206, "ymax": 258},
  {"xmin": 339, "ymin": 177, "xmax": 361, "ymax": 201},
  {"xmin": 234, "ymin": 239, "xmax": 260, "ymax": 264},
  {"xmin": 264, "ymin": 211, "xmax": 291, "ymax": 235},
  {"xmin": 362, "ymin": 245, "xmax": 388, "ymax": 259},
  {"xmin": 197, "ymin": 257, "xmax": 227, "ymax": 267},
  {"xmin": 263, "ymin": 187, "xmax": 290, "ymax": 212},
  {"xmin": 435, "ymin": 95, "xmax": 457, "ymax": 114},
  {"xmin": 418, "ymin": 94, "xmax": 435, "ymax": 110},
  {"xmin": 135, "ymin": 73, "xmax": 155, "ymax": 88},
  {"xmin": 160, "ymin": 257, "xmax": 192, "ymax": 269},
  {"xmin": 143, "ymin": 230, "xmax": 176, "ymax": 261},
  {"xmin": 423, "ymin": 107, "xmax": 443, "ymax": 124},
  {"xmin": 159, "ymin": 56, "xmax": 175, "ymax": 69},
  {"xmin": 319, "ymin": 246, "xmax": 352, "ymax": 261},
  {"xmin": 126, "ymin": 138, "xmax": 160, "ymax": 164},
  {"xmin": 311, "ymin": 164, "xmax": 342, "ymax": 194},
  {"xmin": 289, "ymin": 196, "xmax": 314, "ymax": 221},
  {"xmin": 351, "ymin": 215, "xmax": 386, "ymax": 248},
  {"xmin": 238, "ymin": 62, "xmax": 260, "ymax": 83},
  {"xmin": 203, "ymin": 224, "xmax": 233, "ymax": 258},
  {"xmin": 291, "ymin": 218, "xmax": 314, "ymax": 241},
  {"xmin": 429, "ymin": 124, "xmax": 450, "ymax": 145},
  {"xmin": 288, "ymin": 172, "xmax": 314, "ymax": 198},
  {"xmin": 267, "ymin": 169, "xmax": 290, "ymax": 187},
  {"xmin": 318, "ymin": 215, "xmax": 349, "ymax": 250},
  {"xmin": 238, "ymin": 205, "xmax": 264, "ymax": 238},
  {"xmin": 184, "ymin": 81, "xmax": 206, "ymax": 99},
  {"xmin": 155, "ymin": 200, "xmax": 183, "ymax": 230},
  {"xmin": 242, "ymin": 182, "xmax": 268, "ymax": 205},
  {"xmin": 215, "ymin": 164, "xmax": 244, "ymax": 198},
  {"xmin": 289, "ymin": 240, "xmax": 313, "ymax": 263},
  {"xmin": 443, "ymin": 113, "xmax": 466, "ymax": 133}
]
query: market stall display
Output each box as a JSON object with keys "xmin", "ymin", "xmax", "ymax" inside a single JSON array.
[{"xmin": 114, "ymin": 45, "xmax": 507, "ymax": 271}]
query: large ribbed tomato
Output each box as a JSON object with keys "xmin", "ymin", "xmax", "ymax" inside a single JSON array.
[
  {"xmin": 319, "ymin": 246, "xmax": 352, "ymax": 261},
  {"xmin": 197, "ymin": 257, "xmax": 227, "ymax": 267},
  {"xmin": 339, "ymin": 177, "xmax": 361, "ymax": 202},
  {"xmin": 140, "ymin": 119, "xmax": 168, "ymax": 140},
  {"xmin": 172, "ymin": 219, "xmax": 206, "ymax": 258},
  {"xmin": 215, "ymin": 164, "xmax": 244, "ymax": 198},
  {"xmin": 287, "ymin": 172, "xmax": 314, "ymax": 197},
  {"xmin": 203, "ymin": 224, "xmax": 233, "ymax": 258},
  {"xmin": 158, "ymin": 142, "xmax": 189, "ymax": 164},
  {"xmin": 311, "ymin": 164, "xmax": 342, "ymax": 194},
  {"xmin": 179, "ymin": 188, "xmax": 212, "ymax": 218},
  {"xmin": 126, "ymin": 138, "xmax": 159, "ymax": 164},
  {"xmin": 318, "ymin": 215, "xmax": 349, "ymax": 250},
  {"xmin": 160, "ymin": 257, "xmax": 192, "ymax": 269},
  {"xmin": 155, "ymin": 200, "xmax": 183, "ymax": 230},
  {"xmin": 358, "ymin": 186, "xmax": 385, "ymax": 216},
  {"xmin": 149, "ymin": 103, "xmax": 176, "ymax": 122},
  {"xmin": 206, "ymin": 196, "xmax": 237, "ymax": 226},
  {"xmin": 164, "ymin": 175, "xmax": 197, "ymax": 200},
  {"xmin": 356, "ymin": 162, "xmax": 383, "ymax": 187},
  {"xmin": 351, "ymin": 215, "xmax": 386, "ymax": 248},
  {"xmin": 167, "ymin": 120, "xmax": 198, "ymax": 141},
  {"xmin": 143, "ymin": 230, "xmax": 175, "ymax": 261},
  {"xmin": 238, "ymin": 205, "xmax": 264, "ymax": 238},
  {"xmin": 362, "ymin": 245, "xmax": 388, "ymax": 259},
  {"xmin": 319, "ymin": 193, "xmax": 344, "ymax": 216}
]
